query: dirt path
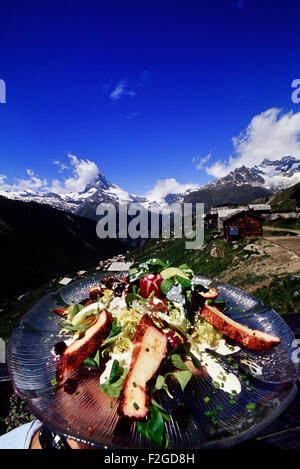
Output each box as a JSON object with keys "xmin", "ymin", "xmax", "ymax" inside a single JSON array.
[
  {"xmin": 217, "ymin": 237, "xmax": 300, "ymax": 294},
  {"xmin": 263, "ymin": 236, "xmax": 300, "ymax": 256},
  {"xmin": 264, "ymin": 225, "xmax": 300, "ymax": 235}
]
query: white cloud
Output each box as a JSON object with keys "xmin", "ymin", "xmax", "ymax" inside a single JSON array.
[
  {"xmin": 0, "ymin": 154, "xmax": 100, "ymax": 195},
  {"xmin": 109, "ymin": 80, "xmax": 136, "ymax": 101},
  {"xmin": 53, "ymin": 159, "xmax": 69, "ymax": 172},
  {"xmin": 206, "ymin": 108, "xmax": 300, "ymax": 178},
  {"xmin": 48, "ymin": 154, "xmax": 100, "ymax": 194},
  {"xmin": 146, "ymin": 178, "xmax": 200, "ymax": 202},
  {"xmin": 193, "ymin": 153, "xmax": 212, "ymax": 170},
  {"xmin": 0, "ymin": 174, "xmax": 11, "ymax": 191},
  {"xmin": 15, "ymin": 170, "xmax": 48, "ymax": 191},
  {"xmin": 0, "ymin": 169, "xmax": 48, "ymax": 193}
]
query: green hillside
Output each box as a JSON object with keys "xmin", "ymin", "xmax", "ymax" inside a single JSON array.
[{"xmin": 268, "ymin": 182, "xmax": 300, "ymax": 212}]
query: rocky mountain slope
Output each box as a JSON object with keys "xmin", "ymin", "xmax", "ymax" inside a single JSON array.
[
  {"xmin": 184, "ymin": 183, "xmax": 271, "ymax": 211},
  {"xmin": 205, "ymin": 156, "xmax": 300, "ymax": 191}
]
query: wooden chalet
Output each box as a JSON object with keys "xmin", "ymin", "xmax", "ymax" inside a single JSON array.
[
  {"xmin": 220, "ymin": 210, "xmax": 263, "ymax": 242},
  {"xmin": 204, "ymin": 212, "xmax": 218, "ymax": 229},
  {"xmin": 248, "ymin": 204, "xmax": 271, "ymax": 216}
]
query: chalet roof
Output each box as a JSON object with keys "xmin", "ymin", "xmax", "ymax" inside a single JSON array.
[
  {"xmin": 248, "ymin": 204, "xmax": 271, "ymax": 211},
  {"xmin": 221, "ymin": 209, "xmax": 263, "ymax": 224},
  {"xmin": 217, "ymin": 208, "xmax": 245, "ymax": 219}
]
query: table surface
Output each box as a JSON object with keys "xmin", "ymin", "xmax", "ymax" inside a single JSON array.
[{"xmin": 1, "ymin": 313, "xmax": 300, "ymax": 450}]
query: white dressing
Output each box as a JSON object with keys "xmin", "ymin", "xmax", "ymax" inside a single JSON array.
[
  {"xmin": 208, "ymin": 339, "xmax": 240, "ymax": 356},
  {"xmin": 240, "ymin": 359, "xmax": 263, "ymax": 376},
  {"xmin": 191, "ymin": 344, "xmax": 242, "ymax": 395},
  {"xmin": 99, "ymin": 349, "xmax": 132, "ymax": 385},
  {"xmin": 201, "ymin": 351, "xmax": 241, "ymax": 395}
]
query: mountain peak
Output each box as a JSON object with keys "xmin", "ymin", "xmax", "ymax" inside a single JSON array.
[
  {"xmin": 81, "ymin": 171, "xmax": 112, "ymax": 194},
  {"xmin": 1, "ymin": 155, "xmax": 300, "ymax": 222}
]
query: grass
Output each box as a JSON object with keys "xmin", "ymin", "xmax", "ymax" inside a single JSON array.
[
  {"xmin": 252, "ymin": 274, "xmax": 300, "ymax": 315},
  {"xmin": 263, "ymin": 229, "xmax": 299, "ymax": 237},
  {"xmin": 267, "ymin": 218, "xmax": 300, "ymax": 231},
  {"xmin": 230, "ymin": 273, "xmax": 268, "ymax": 288},
  {"xmin": 128, "ymin": 231, "xmax": 255, "ymax": 279}
]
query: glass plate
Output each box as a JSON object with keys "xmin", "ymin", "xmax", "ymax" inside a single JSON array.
[{"xmin": 6, "ymin": 273, "xmax": 300, "ymax": 449}]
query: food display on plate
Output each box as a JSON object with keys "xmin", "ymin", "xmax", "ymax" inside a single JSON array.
[{"xmin": 50, "ymin": 258, "xmax": 281, "ymax": 447}]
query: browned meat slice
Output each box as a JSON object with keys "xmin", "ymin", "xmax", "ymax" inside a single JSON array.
[
  {"xmin": 52, "ymin": 307, "xmax": 69, "ymax": 317},
  {"xmin": 56, "ymin": 309, "xmax": 112, "ymax": 382},
  {"xmin": 200, "ymin": 304, "xmax": 280, "ymax": 352},
  {"xmin": 118, "ymin": 315, "xmax": 167, "ymax": 420}
]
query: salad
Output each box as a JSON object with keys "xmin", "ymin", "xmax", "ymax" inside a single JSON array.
[{"xmin": 51, "ymin": 258, "xmax": 281, "ymax": 447}]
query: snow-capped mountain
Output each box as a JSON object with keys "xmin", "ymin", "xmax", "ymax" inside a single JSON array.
[
  {"xmin": 1, "ymin": 156, "xmax": 299, "ymax": 220},
  {"xmin": 0, "ymin": 170, "xmax": 150, "ymax": 220},
  {"xmin": 206, "ymin": 156, "xmax": 300, "ymax": 191}
]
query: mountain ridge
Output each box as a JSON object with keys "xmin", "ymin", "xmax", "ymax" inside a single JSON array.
[{"xmin": 1, "ymin": 155, "xmax": 300, "ymax": 218}]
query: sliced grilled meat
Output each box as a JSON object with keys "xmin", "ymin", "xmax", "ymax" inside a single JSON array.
[
  {"xmin": 56, "ymin": 309, "xmax": 112, "ymax": 382},
  {"xmin": 201, "ymin": 304, "xmax": 280, "ymax": 352},
  {"xmin": 118, "ymin": 315, "xmax": 167, "ymax": 420}
]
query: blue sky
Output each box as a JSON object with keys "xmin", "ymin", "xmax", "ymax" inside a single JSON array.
[{"xmin": 1, "ymin": 0, "xmax": 300, "ymax": 197}]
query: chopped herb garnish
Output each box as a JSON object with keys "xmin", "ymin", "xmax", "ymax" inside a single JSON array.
[
  {"xmin": 133, "ymin": 402, "xmax": 139, "ymax": 410},
  {"xmin": 205, "ymin": 410, "xmax": 217, "ymax": 424},
  {"xmin": 51, "ymin": 377, "xmax": 58, "ymax": 386},
  {"xmin": 246, "ymin": 403, "xmax": 256, "ymax": 410},
  {"xmin": 203, "ymin": 396, "xmax": 211, "ymax": 404}
]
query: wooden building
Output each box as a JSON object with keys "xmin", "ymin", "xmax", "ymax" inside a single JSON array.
[
  {"xmin": 220, "ymin": 210, "xmax": 263, "ymax": 242},
  {"xmin": 204, "ymin": 212, "xmax": 218, "ymax": 229},
  {"xmin": 248, "ymin": 204, "xmax": 271, "ymax": 216}
]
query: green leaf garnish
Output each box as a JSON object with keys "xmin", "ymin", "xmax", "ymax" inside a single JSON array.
[
  {"xmin": 106, "ymin": 318, "xmax": 122, "ymax": 340},
  {"xmin": 175, "ymin": 275, "xmax": 191, "ymax": 290},
  {"xmin": 99, "ymin": 360, "xmax": 128, "ymax": 398},
  {"xmin": 136, "ymin": 405, "xmax": 169, "ymax": 448},
  {"xmin": 68, "ymin": 303, "xmax": 84, "ymax": 321},
  {"xmin": 160, "ymin": 278, "xmax": 175, "ymax": 294},
  {"xmin": 83, "ymin": 357, "xmax": 99, "ymax": 367}
]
